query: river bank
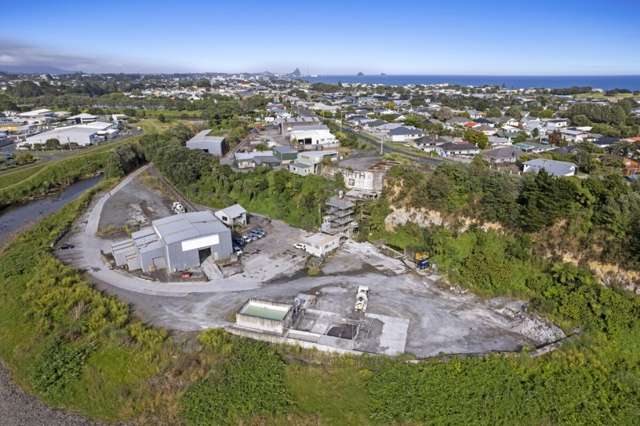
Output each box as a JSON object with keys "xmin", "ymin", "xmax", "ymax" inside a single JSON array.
[{"xmin": 0, "ymin": 175, "xmax": 102, "ymax": 244}]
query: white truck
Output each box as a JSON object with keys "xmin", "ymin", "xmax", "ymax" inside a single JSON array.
[{"xmin": 354, "ymin": 286, "xmax": 369, "ymax": 313}]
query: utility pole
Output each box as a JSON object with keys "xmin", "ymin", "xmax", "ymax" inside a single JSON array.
[{"xmin": 380, "ymin": 134, "xmax": 384, "ymax": 156}]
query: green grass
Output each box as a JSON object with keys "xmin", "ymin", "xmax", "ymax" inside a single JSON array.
[{"xmin": 0, "ymin": 162, "xmax": 48, "ymax": 185}]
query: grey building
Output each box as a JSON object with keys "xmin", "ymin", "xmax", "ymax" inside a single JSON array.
[
  {"xmin": 112, "ymin": 211, "xmax": 233, "ymax": 273},
  {"xmin": 186, "ymin": 130, "xmax": 228, "ymax": 156}
]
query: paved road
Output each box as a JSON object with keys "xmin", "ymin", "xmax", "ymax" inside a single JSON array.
[
  {"xmin": 0, "ymin": 363, "xmax": 99, "ymax": 426},
  {"xmin": 341, "ymin": 124, "xmax": 445, "ymax": 167}
]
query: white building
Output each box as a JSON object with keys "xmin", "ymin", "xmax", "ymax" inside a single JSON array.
[
  {"xmin": 302, "ymin": 233, "xmax": 342, "ymax": 257},
  {"xmin": 288, "ymin": 150, "xmax": 338, "ymax": 176},
  {"xmin": 19, "ymin": 121, "xmax": 117, "ymax": 149},
  {"xmin": 215, "ymin": 204, "xmax": 247, "ymax": 227},
  {"xmin": 289, "ymin": 125, "xmax": 339, "ymax": 149},
  {"xmin": 523, "ymin": 159, "xmax": 577, "ymax": 177}
]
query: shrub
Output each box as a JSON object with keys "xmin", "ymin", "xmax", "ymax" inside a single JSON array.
[
  {"xmin": 180, "ymin": 341, "xmax": 290, "ymax": 425},
  {"xmin": 31, "ymin": 338, "xmax": 95, "ymax": 397}
]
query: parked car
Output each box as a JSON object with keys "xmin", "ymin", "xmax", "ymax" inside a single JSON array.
[{"xmin": 59, "ymin": 243, "xmax": 75, "ymax": 250}]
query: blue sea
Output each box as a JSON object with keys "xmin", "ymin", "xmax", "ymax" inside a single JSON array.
[{"xmin": 304, "ymin": 75, "xmax": 640, "ymax": 91}]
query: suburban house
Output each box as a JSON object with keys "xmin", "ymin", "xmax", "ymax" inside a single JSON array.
[
  {"xmin": 214, "ymin": 204, "xmax": 248, "ymax": 227},
  {"xmin": 482, "ymin": 146, "xmax": 523, "ymax": 164},
  {"xmin": 440, "ymin": 142, "xmax": 481, "ymax": 157},
  {"xmin": 560, "ymin": 128, "xmax": 592, "ymax": 143},
  {"xmin": 388, "ymin": 126, "xmax": 424, "ymax": 142},
  {"xmin": 186, "ymin": 130, "xmax": 228, "ymax": 156},
  {"xmin": 593, "ymin": 135, "xmax": 620, "ymax": 149},
  {"xmin": 111, "ymin": 211, "xmax": 233, "ymax": 273},
  {"xmin": 513, "ymin": 142, "xmax": 556, "ymax": 153},
  {"xmin": 415, "ymin": 135, "xmax": 451, "ymax": 153},
  {"xmin": 330, "ymin": 156, "xmax": 395, "ymax": 199},
  {"xmin": 289, "ymin": 150, "xmax": 338, "ymax": 176},
  {"xmin": 522, "ymin": 159, "xmax": 577, "ymax": 177}
]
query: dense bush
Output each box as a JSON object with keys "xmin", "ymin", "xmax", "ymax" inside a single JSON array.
[
  {"xmin": 180, "ymin": 340, "xmax": 291, "ymax": 425},
  {"xmin": 383, "ymin": 159, "xmax": 640, "ymax": 269},
  {"xmin": 141, "ymin": 133, "xmax": 337, "ymax": 229},
  {"xmin": 31, "ymin": 338, "xmax": 95, "ymax": 397}
]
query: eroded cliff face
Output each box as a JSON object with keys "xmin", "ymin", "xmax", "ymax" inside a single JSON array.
[
  {"xmin": 384, "ymin": 205, "xmax": 502, "ymax": 233},
  {"xmin": 383, "ymin": 205, "xmax": 639, "ymax": 294}
]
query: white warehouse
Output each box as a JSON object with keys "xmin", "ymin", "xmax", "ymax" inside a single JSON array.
[
  {"xmin": 289, "ymin": 125, "xmax": 339, "ymax": 150},
  {"xmin": 19, "ymin": 121, "xmax": 118, "ymax": 149}
]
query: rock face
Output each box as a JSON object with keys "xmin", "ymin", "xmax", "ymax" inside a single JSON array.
[{"xmin": 384, "ymin": 206, "xmax": 502, "ymax": 233}]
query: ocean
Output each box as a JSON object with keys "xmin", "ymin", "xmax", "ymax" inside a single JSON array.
[{"xmin": 304, "ymin": 75, "xmax": 640, "ymax": 91}]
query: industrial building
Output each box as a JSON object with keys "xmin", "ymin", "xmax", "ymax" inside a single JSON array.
[
  {"xmin": 321, "ymin": 195, "xmax": 356, "ymax": 235},
  {"xmin": 273, "ymin": 145, "xmax": 298, "ymax": 163},
  {"xmin": 19, "ymin": 121, "xmax": 118, "ymax": 148},
  {"xmin": 186, "ymin": 130, "xmax": 228, "ymax": 156},
  {"xmin": 289, "ymin": 125, "xmax": 339, "ymax": 149},
  {"xmin": 112, "ymin": 211, "xmax": 233, "ymax": 273},
  {"xmin": 235, "ymin": 299, "xmax": 294, "ymax": 335}
]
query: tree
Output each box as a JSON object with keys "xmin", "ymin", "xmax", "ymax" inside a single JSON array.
[
  {"xmin": 44, "ymin": 138, "xmax": 61, "ymax": 150},
  {"xmin": 549, "ymin": 131, "xmax": 562, "ymax": 146},
  {"xmin": 486, "ymin": 107, "xmax": 502, "ymax": 118},
  {"xmin": 506, "ymin": 106, "xmax": 523, "ymax": 120},
  {"xmin": 14, "ymin": 151, "xmax": 35, "ymax": 165},
  {"xmin": 572, "ymin": 114, "xmax": 591, "ymax": 127},
  {"xmin": 464, "ymin": 129, "xmax": 489, "ymax": 149},
  {"xmin": 513, "ymin": 132, "xmax": 528, "ymax": 144}
]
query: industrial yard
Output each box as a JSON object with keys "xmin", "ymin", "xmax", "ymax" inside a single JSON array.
[{"xmin": 57, "ymin": 167, "xmax": 565, "ymax": 358}]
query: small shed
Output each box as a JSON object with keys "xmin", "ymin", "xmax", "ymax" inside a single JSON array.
[
  {"xmin": 302, "ymin": 233, "xmax": 342, "ymax": 257},
  {"xmin": 215, "ymin": 204, "xmax": 248, "ymax": 227}
]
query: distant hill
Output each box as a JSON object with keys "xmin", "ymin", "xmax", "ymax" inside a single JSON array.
[
  {"xmin": 288, "ymin": 68, "xmax": 302, "ymax": 77},
  {"xmin": 0, "ymin": 64, "xmax": 76, "ymax": 75}
]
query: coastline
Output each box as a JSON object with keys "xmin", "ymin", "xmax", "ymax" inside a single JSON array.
[{"xmin": 303, "ymin": 74, "xmax": 640, "ymax": 90}]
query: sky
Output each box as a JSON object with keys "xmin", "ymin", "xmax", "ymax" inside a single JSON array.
[{"xmin": 1, "ymin": 0, "xmax": 639, "ymax": 75}]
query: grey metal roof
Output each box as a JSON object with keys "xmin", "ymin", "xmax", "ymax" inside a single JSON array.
[
  {"xmin": 218, "ymin": 204, "xmax": 246, "ymax": 218},
  {"xmin": 524, "ymin": 159, "xmax": 576, "ymax": 177},
  {"xmin": 152, "ymin": 211, "xmax": 227, "ymax": 245},
  {"xmin": 389, "ymin": 126, "xmax": 421, "ymax": 135},
  {"xmin": 186, "ymin": 130, "xmax": 226, "ymax": 155}
]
